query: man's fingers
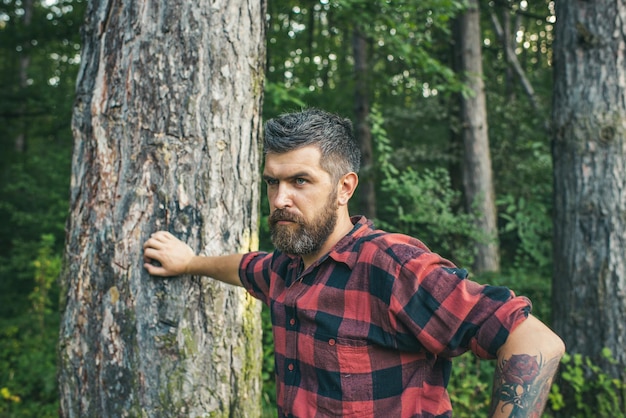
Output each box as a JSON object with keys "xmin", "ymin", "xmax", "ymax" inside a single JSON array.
[
  {"xmin": 143, "ymin": 247, "xmax": 160, "ymax": 262},
  {"xmin": 151, "ymin": 231, "xmax": 174, "ymax": 242},
  {"xmin": 143, "ymin": 262, "xmax": 165, "ymax": 276},
  {"xmin": 144, "ymin": 232, "xmax": 180, "ymax": 251},
  {"xmin": 143, "ymin": 231, "xmax": 190, "ymax": 277}
]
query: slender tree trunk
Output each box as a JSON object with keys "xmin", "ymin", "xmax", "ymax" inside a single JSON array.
[
  {"xmin": 15, "ymin": 0, "xmax": 33, "ymax": 153},
  {"xmin": 353, "ymin": 27, "xmax": 376, "ymax": 219},
  {"xmin": 58, "ymin": 1, "xmax": 266, "ymax": 416},
  {"xmin": 552, "ymin": 0, "xmax": 626, "ymax": 386},
  {"xmin": 458, "ymin": 0, "xmax": 500, "ymax": 273}
]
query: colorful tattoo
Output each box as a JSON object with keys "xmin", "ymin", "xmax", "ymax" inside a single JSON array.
[{"xmin": 490, "ymin": 353, "xmax": 561, "ymax": 417}]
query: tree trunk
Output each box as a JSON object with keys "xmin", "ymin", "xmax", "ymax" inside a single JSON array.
[
  {"xmin": 552, "ymin": 0, "xmax": 626, "ymax": 383},
  {"xmin": 58, "ymin": 1, "xmax": 266, "ymax": 416},
  {"xmin": 353, "ymin": 27, "xmax": 376, "ymax": 219},
  {"xmin": 15, "ymin": 0, "xmax": 33, "ymax": 154},
  {"xmin": 458, "ymin": 0, "xmax": 500, "ymax": 273}
]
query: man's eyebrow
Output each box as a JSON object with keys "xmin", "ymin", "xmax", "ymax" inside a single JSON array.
[
  {"xmin": 262, "ymin": 171, "xmax": 313, "ymax": 181},
  {"xmin": 288, "ymin": 171, "xmax": 313, "ymax": 179}
]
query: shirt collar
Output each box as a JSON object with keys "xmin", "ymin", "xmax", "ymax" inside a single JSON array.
[{"xmin": 326, "ymin": 215, "xmax": 374, "ymax": 269}]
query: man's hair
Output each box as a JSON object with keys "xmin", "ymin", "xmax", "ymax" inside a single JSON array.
[{"xmin": 263, "ymin": 108, "xmax": 361, "ymax": 181}]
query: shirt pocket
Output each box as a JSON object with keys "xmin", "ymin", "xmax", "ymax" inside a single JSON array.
[{"xmin": 312, "ymin": 334, "xmax": 376, "ymax": 402}]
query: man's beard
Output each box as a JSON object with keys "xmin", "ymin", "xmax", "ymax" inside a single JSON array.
[{"xmin": 269, "ymin": 193, "xmax": 338, "ymax": 256}]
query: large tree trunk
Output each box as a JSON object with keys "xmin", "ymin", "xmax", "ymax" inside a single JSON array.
[
  {"xmin": 353, "ymin": 27, "xmax": 376, "ymax": 219},
  {"xmin": 552, "ymin": 0, "xmax": 626, "ymax": 383},
  {"xmin": 458, "ymin": 0, "xmax": 500, "ymax": 273},
  {"xmin": 58, "ymin": 1, "xmax": 266, "ymax": 416}
]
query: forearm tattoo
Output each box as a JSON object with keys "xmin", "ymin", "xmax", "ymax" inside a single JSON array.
[{"xmin": 489, "ymin": 353, "xmax": 561, "ymax": 417}]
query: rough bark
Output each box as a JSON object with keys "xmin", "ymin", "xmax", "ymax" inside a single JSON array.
[
  {"xmin": 458, "ymin": 0, "xmax": 500, "ymax": 273},
  {"xmin": 552, "ymin": 0, "xmax": 626, "ymax": 382},
  {"xmin": 353, "ymin": 27, "xmax": 376, "ymax": 219},
  {"xmin": 58, "ymin": 1, "xmax": 266, "ymax": 417}
]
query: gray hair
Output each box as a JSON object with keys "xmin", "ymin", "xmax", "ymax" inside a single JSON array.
[{"xmin": 263, "ymin": 108, "xmax": 361, "ymax": 180}]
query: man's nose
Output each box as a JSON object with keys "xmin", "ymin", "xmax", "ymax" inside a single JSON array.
[{"xmin": 272, "ymin": 184, "xmax": 293, "ymax": 208}]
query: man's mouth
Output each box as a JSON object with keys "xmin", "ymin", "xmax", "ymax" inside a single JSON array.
[{"xmin": 270, "ymin": 209, "xmax": 301, "ymax": 226}]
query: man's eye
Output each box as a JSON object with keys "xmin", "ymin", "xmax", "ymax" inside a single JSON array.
[
  {"xmin": 295, "ymin": 178, "xmax": 307, "ymax": 185},
  {"xmin": 265, "ymin": 179, "xmax": 278, "ymax": 186}
]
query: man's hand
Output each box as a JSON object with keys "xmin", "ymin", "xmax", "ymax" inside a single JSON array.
[{"xmin": 143, "ymin": 231, "xmax": 195, "ymax": 277}]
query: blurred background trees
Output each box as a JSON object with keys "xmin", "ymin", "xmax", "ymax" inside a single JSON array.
[
  {"xmin": 0, "ymin": 0, "xmax": 624, "ymax": 417},
  {"xmin": 1, "ymin": 1, "xmax": 84, "ymax": 415}
]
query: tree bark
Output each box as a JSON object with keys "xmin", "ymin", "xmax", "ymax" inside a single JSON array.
[
  {"xmin": 552, "ymin": 0, "xmax": 626, "ymax": 383},
  {"xmin": 458, "ymin": 0, "xmax": 500, "ymax": 273},
  {"xmin": 58, "ymin": 1, "xmax": 266, "ymax": 416},
  {"xmin": 353, "ymin": 27, "xmax": 376, "ymax": 219}
]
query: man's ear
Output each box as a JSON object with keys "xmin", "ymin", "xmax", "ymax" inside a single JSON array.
[{"xmin": 337, "ymin": 172, "xmax": 359, "ymax": 206}]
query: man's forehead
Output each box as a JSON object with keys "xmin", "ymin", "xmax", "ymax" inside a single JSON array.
[{"xmin": 263, "ymin": 146, "xmax": 329, "ymax": 177}]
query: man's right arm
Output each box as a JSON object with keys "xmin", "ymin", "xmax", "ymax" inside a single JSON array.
[{"xmin": 143, "ymin": 231, "xmax": 243, "ymax": 287}]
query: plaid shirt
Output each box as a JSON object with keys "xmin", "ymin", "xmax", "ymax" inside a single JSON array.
[{"xmin": 240, "ymin": 216, "xmax": 531, "ymax": 417}]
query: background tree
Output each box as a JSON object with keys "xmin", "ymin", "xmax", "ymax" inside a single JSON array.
[
  {"xmin": 552, "ymin": 0, "xmax": 626, "ymax": 407},
  {"xmin": 57, "ymin": 0, "xmax": 265, "ymax": 416},
  {"xmin": 483, "ymin": 0, "xmax": 555, "ymax": 278},
  {"xmin": 353, "ymin": 25, "xmax": 376, "ymax": 219},
  {"xmin": 0, "ymin": 2, "xmax": 85, "ymax": 415},
  {"xmin": 455, "ymin": 0, "xmax": 500, "ymax": 273}
]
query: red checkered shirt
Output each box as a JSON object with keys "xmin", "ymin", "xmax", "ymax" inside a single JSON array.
[{"xmin": 239, "ymin": 216, "xmax": 531, "ymax": 417}]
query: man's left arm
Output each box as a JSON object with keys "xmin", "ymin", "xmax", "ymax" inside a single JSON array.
[{"xmin": 489, "ymin": 314, "xmax": 565, "ymax": 418}]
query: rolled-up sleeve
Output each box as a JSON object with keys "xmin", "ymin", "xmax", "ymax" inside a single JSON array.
[
  {"xmin": 239, "ymin": 251, "xmax": 273, "ymax": 306},
  {"xmin": 390, "ymin": 251, "xmax": 531, "ymax": 359}
]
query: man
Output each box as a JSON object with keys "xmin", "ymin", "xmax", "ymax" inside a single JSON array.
[{"xmin": 143, "ymin": 109, "xmax": 565, "ymax": 417}]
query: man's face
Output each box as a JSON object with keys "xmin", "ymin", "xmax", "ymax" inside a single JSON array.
[{"xmin": 263, "ymin": 146, "xmax": 339, "ymax": 255}]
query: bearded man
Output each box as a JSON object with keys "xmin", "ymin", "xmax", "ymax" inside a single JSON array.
[{"xmin": 143, "ymin": 108, "xmax": 564, "ymax": 418}]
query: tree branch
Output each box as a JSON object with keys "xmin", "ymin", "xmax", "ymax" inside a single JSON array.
[{"xmin": 489, "ymin": 9, "xmax": 540, "ymax": 112}]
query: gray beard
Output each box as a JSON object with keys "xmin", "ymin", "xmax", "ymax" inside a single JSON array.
[{"xmin": 269, "ymin": 196, "xmax": 338, "ymax": 256}]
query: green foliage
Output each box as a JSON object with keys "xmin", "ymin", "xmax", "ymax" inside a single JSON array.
[
  {"xmin": 549, "ymin": 350, "xmax": 626, "ymax": 418},
  {"xmin": 264, "ymin": 0, "xmax": 467, "ymax": 120},
  {"xmin": 0, "ymin": 2, "xmax": 82, "ymax": 416},
  {"xmin": 448, "ymin": 352, "xmax": 494, "ymax": 416},
  {"xmin": 334, "ymin": 0, "xmax": 467, "ymax": 93},
  {"xmin": 498, "ymin": 193, "xmax": 552, "ymax": 270},
  {"xmin": 481, "ymin": 1, "xmax": 555, "ymax": 275},
  {"xmin": 31, "ymin": 234, "xmax": 61, "ymax": 323},
  {"xmin": 488, "ymin": 91, "xmax": 553, "ymax": 275},
  {"xmin": 263, "ymin": 82, "xmax": 309, "ymax": 118},
  {"xmin": 0, "ymin": 235, "xmax": 61, "ymax": 418},
  {"xmin": 0, "ymin": 0, "xmax": 81, "ymax": 317},
  {"xmin": 371, "ymin": 107, "xmax": 481, "ymax": 266},
  {"xmin": 379, "ymin": 166, "xmax": 481, "ymax": 266}
]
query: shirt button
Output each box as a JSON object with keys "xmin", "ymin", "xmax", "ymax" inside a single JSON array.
[
  {"xmin": 328, "ymin": 338, "xmax": 336, "ymax": 346},
  {"xmin": 289, "ymin": 318, "xmax": 296, "ymax": 326},
  {"xmin": 288, "ymin": 363, "xmax": 294, "ymax": 371}
]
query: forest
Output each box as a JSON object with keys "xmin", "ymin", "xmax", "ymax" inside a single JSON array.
[{"xmin": 1, "ymin": 0, "xmax": 625, "ymax": 417}]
